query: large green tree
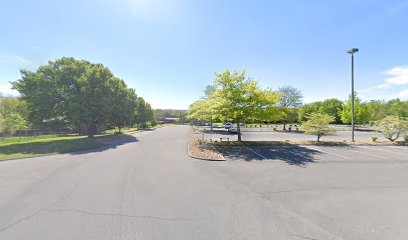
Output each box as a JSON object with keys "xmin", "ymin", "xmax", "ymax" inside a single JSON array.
[
  {"xmin": 210, "ymin": 70, "xmax": 280, "ymax": 141},
  {"xmin": 12, "ymin": 57, "xmax": 136, "ymax": 137},
  {"xmin": 340, "ymin": 93, "xmax": 371, "ymax": 125},
  {"xmin": 134, "ymin": 97, "xmax": 155, "ymax": 128},
  {"xmin": 298, "ymin": 98, "xmax": 343, "ymax": 124},
  {"xmin": 277, "ymin": 86, "xmax": 303, "ymax": 130}
]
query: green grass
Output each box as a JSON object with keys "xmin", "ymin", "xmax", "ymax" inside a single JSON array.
[{"xmin": 0, "ymin": 134, "xmax": 106, "ymax": 161}]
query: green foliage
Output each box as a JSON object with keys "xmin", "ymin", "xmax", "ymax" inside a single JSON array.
[
  {"xmin": 298, "ymin": 98, "xmax": 343, "ymax": 124},
  {"xmin": 340, "ymin": 93, "xmax": 371, "ymax": 125},
  {"xmin": 277, "ymin": 85, "xmax": 303, "ymax": 108},
  {"xmin": 277, "ymin": 85, "xmax": 303, "ymax": 130},
  {"xmin": 188, "ymin": 70, "xmax": 280, "ymax": 141},
  {"xmin": 388, "ymin": 99, "xmax": 408, "ymax": 118},
  {"xmin": 371, "ymin": 136, "xmax": 378, "ymax": 142},
  {"xmin": 12, "ymin": 57, "xmax": 151, "ymax": 137},
  {"xmin": 0, "ymin": 97, "xmax": 28, "ymax": 136},
  {"xmin": 134, "ymin": 97, "xmax": 155, "ymax": 128},
  {"xmin": 377, "ymin": 116, "xmax": 408, "ymax": 142},
  {"xmin": 301, "ymin": 113, "xmax": 335, "ymax": 141},
  {"xmin": 366, "ymin": 100, "xmax": 389, "ymax": 121}
]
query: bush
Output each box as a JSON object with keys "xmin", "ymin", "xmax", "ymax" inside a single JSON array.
[
  {"xmin": 404, "ymin": 135, "xmax": 408, "ymax": 143},
  {"xmin": 377, "ymin": 116, "xmax": 408, "ymax": 142},
  {"xmin": 371, "ymin": 136, "xmax": 378, "ymax": 142},
  {"xmin": 138, "ymin": 122, "xmax": 148, "ymax": 129}
]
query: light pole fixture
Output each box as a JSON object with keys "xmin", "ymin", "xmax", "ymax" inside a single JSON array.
[{"xmin": 347, "ymin": 48, "xmax": 359, "ymax": 142}]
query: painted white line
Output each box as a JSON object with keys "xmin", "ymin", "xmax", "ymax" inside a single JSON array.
[
  {"xmin": 384, "ymin": 146, "xmax": 408, "ymax": 151},
  {"xmin": 302, "ymin": 146, "xmax": 350, "ymax": 159},
  {"xmin": 348, "ymin": 149, "xmax": 388, "ymax": 159},
  {"xmin": 244, "ymin": 146, "xmax": 267, "ymax": 160},
  {"xmin": 358, "ymin": 146, "xmax": 408, "ymax": 157}
]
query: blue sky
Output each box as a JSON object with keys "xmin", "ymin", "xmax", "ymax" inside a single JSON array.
[{"xmin": 1, "ymin": 0, "xmax": 408, "ymax": 109}]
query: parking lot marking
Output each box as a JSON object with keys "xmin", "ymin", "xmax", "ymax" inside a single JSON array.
[
  {"xmin": 244, "ymin": 146, "xmax": 267, "ymax": 160},
  {"xmin": 348, "ymin": 149, "xmax": 388, "ymax": 159},
  {"xmin": 302, "ymin": 146, "xmax": 350, "ymax": 159},
  {"xmin": 358, "ymin": 146, "xmax": 408, "ymax": 157},
  {"xmin": 384, "ymin": 146, "xmax": 408, "ymax": 151}
]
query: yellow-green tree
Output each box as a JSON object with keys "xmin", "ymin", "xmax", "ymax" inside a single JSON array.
[
  {"xmin": 211, "ymin": 70, "xmax": 280, "ymax": 141},
  {"xmin": 302, "ymin": 113, "xmax": 335, "ymax": 141}
]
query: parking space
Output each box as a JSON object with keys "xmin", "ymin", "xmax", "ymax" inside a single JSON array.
[
  {"xmin": 196, "ymin": 126, "xmax": 388, "ymax": 142},
  {"xmin": 216, "ymin": 143, "xmax": 408, "ymax": 165}
]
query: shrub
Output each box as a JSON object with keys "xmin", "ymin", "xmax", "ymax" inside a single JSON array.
[
  {"xmin": 302, "ymin": 113, "xmax": 335, "ymax": 141},
  {"xmin": 404, "ymin": 135, "xmax": 408, "ymax": 143},
  {"xmin": 371, "ymin": 136, "xmax": 378, "ymax": 142},
  {"xmin": 377, "ymin": 116, "xmax": 408, "ymax": 142}
]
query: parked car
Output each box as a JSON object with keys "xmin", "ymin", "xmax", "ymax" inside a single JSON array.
[
  {"xmin": 228, "ymin": 126, "xmax": 238, "ymax": 133},
  {"xmin": 239, "ymin": 122, "xmax": 245, "ymax": 126},
  {"xmin": 224, "ymin": 122, "xmax": 233, "ymax": 129}
]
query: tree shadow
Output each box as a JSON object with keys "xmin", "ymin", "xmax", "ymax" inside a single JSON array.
[
  {"xmin": 70, "ymin": 134, "xmax": 139, "ymax": 155},
  {"xmin": 0, "ymin": 134, "xmax": 139, "ymax": 159},
  {"xmin": 216, "ymin": 143, "xmax": 321, "ymax": 166}
]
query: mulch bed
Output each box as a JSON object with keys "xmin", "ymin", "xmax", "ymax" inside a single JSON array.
[{"xmin": 188, "ymin": 138, "xmax": 225, "ymax": 161}]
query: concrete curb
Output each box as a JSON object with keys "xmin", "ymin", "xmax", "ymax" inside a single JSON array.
[{"xmin": 187, "ymin": 143, "xmax": 226, "ymax": 161}]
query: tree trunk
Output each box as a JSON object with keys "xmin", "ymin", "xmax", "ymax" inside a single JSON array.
[
  {"xmin": 210, "ymin": 118, "xmax": 213, "ymax": 131},
  {"xmin": 317, "ymin": 134, "xmax": 321, "ymax": 142},
  {"xmin": 87, "ymin": 123, "xmax": 97, "ymax": 138},
  {"xmin": 237, "ymin": 119, "xmax": 242, "ymax": 142},
  {"xmin": 283, "ymin": 121, "xmax": 286, "ymax": 131},
  {"xmin": 118, "ymin": 126, "xmax": 122, "ymax": 133}
]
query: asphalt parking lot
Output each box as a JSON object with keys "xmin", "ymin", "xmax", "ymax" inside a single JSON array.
[
  {"xmin": 217, "ymin": 143, "xmax": 408, "ymax": 165},
  {"xmin": 196, "ymin": 126, "xmax": 388, "ymax": 142}
]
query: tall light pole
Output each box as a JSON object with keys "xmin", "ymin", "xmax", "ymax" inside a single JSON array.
[{"xmin": 347, "ymin": 48, "xmax": 359, "ymax": 142}]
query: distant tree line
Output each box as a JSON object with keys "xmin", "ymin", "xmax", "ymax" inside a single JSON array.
[
  {"xmin": 1, "ymin": 57, "xmax": 156, "ymax": 137},
  {"xmin": 188, "ymin": 69, "xmax": 408, "ymax": 141}
]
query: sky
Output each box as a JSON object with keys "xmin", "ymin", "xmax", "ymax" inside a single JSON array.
[{"xmin": 1, "ymin": 0, "xmax": 408, "ymax": 109}]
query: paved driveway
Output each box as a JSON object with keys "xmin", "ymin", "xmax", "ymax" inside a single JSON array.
[{"xmin": 1, "ymin": 126, "xmax": 407, "ymax": 239}]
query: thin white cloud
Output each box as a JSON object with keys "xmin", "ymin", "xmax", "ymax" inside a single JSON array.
[
  {"xmin": 0, "ymin": 84, "xmax": 20, "ymax": 97},
  {"xmin": 384, "ymin": 66, "xmax": 408, "ymax": 85},
  {"xmin": 359, "ymin": 66, "xmax": 408, "ymax": 101},
  {"xmin": 13, "ymin": 55, "xmax": 34, "ymax": 65}
]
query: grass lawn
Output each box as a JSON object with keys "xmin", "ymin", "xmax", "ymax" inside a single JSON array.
[
  {"xmin": 0, "ymin": 134, "xmax": 108, "ymax": 161},
  {"xmin": 0, "ymin": 125, "xmax": 171, "ymax": 161}
]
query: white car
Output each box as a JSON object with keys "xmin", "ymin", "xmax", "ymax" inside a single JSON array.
[
  {"xmin": 228, "ymin": 126, "xmax": 238, "ymax": 133},
  {"xmin": 224, "ymin": 122, "xmax": 233, "ymax": 129}
]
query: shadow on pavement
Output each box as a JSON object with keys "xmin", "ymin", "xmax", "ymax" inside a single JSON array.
[
  {"xmin": 216, "ymin": 143, "xmax": 321, "ymax": 166},
  {"xmin": 70, "ymin": 134, "xmax": 139, "ymax": 155}
]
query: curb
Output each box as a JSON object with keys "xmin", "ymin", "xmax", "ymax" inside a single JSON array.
[{"xmin": 187, "ymin": 144, "xmax": 226, "ymax": 161}]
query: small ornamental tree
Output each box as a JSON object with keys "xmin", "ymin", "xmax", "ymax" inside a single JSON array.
[
  {"xmin": 377, "ymin": 116, "xmax": 408, "ymax": 141},
  {"xmin": 302, "ymin": 113, "xmax": 335, "ymax": 141}
]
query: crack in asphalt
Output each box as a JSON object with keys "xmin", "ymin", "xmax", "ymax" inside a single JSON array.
[
  {"xmin": 293, "ymin": 233, "xmax": 320, "ymax": 240},
  {"xmin": 44, "ymin": 208, "xmax": 209, "ymax": 222},
  {"xmin": 0, "ymin": 187, "xmax": 76, "ymax": 232},
  {"xmin": 246, "ymin": 184, "xmax": 408, "ymax": 199}
]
